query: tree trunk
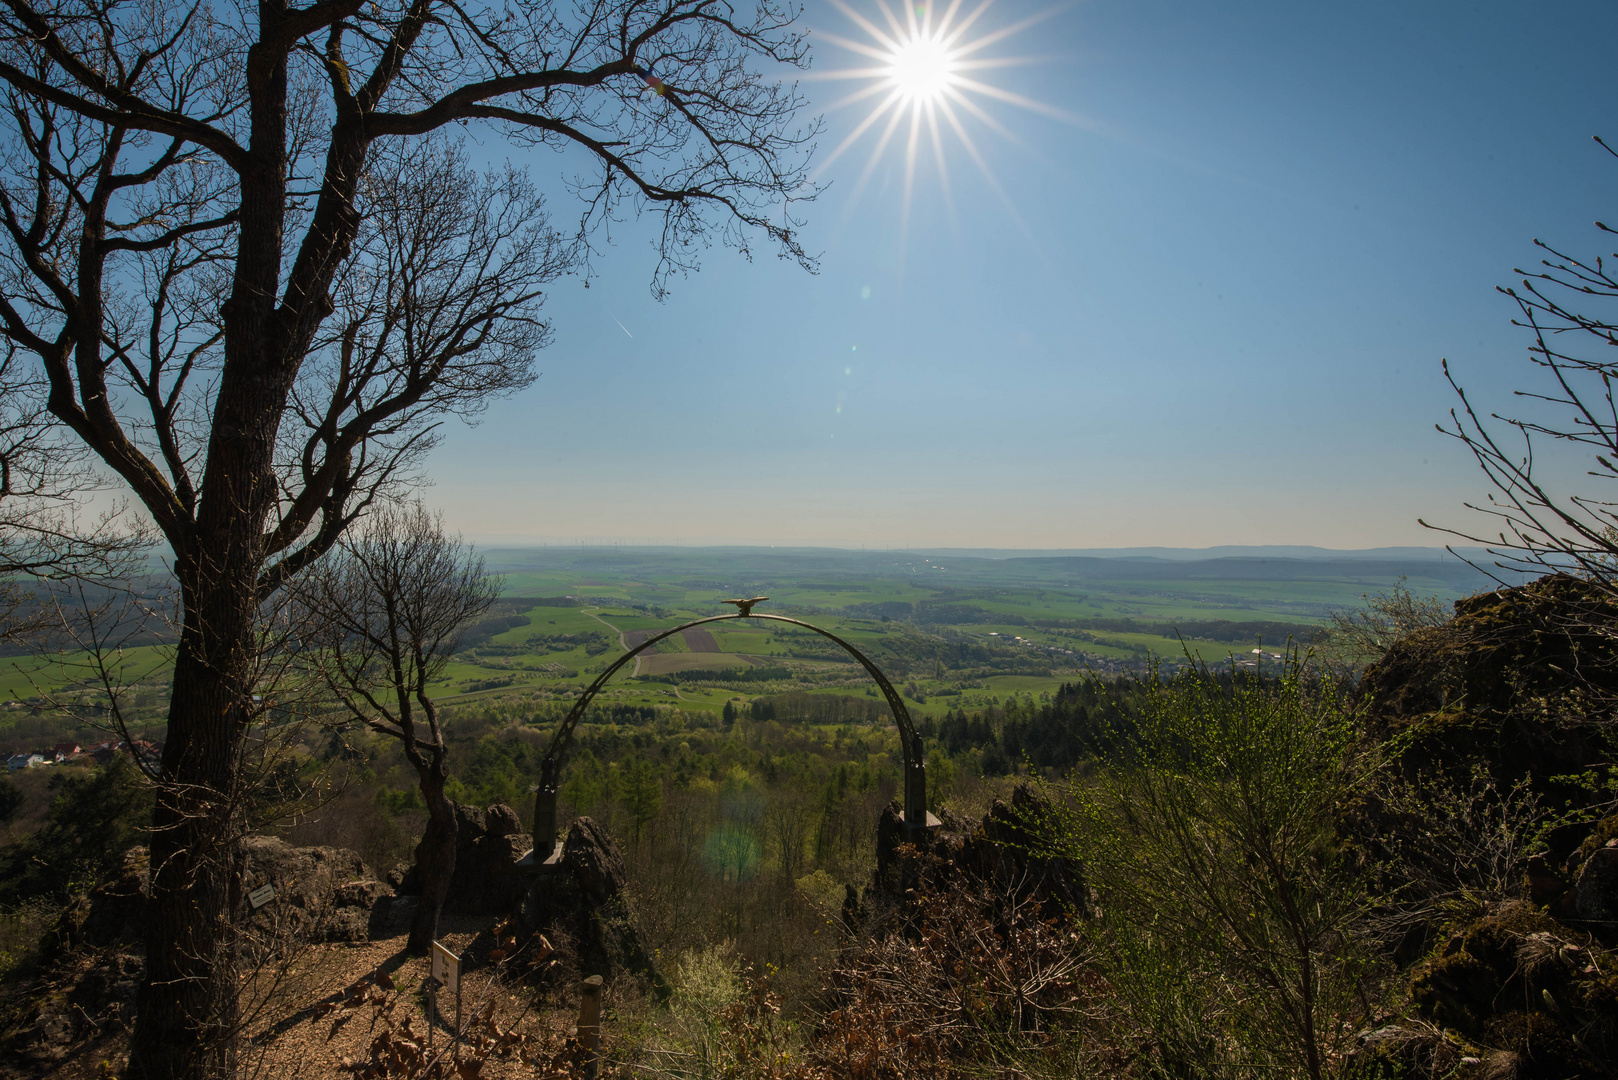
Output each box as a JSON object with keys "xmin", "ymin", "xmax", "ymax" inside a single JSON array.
[
  {"xmin": 129, "ymin": 554, "xmax": 260, "ymax": 1078},
  {"xmin": 129, "ymin": 63, "xmax": 297, "ymax": 1067},
  {"xmin": 409, "ymin": 783, "xmax": 458, "ymax": 954}
]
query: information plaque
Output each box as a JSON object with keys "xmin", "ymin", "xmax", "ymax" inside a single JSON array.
[{"xmin": 430, "ymin": 940, "xmax": 460, "ymax": 993}]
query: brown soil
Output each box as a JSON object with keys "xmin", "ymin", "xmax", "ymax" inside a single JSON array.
[
  {"xmin": 679, "ymin": 629, "xmax": 719, "ymax": 653},
  {"xmin": 36, "ymin": 917, "xmax": 584, "ymax": 1080}
]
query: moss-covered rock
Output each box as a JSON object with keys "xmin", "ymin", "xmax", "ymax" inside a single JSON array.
[
  {"xmin": 1405, "ymin": 901, "xmax": 1618, "ymax": 1076},
  {"xmin": 1358, "ymin": 576, "xmax": 1616, "ymax": 822}
]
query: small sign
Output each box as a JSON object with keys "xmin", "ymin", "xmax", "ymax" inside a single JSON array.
[
  {"xmin": 430, "ymin": 940, "xmax": 460, "ymax": 993},
  {"xmin": 248, "ymin": 884, "xmax": 276, "ymax": 909}
]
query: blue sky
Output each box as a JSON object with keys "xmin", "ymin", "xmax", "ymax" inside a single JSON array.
[{"xmin": 425, "ymin": 0, "xmax": 1618, "ymax": 550}]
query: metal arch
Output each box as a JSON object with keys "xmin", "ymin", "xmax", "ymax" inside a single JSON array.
[{"xmin": 530, "ymin": 611, "xmax": 932, "ymax": 851}]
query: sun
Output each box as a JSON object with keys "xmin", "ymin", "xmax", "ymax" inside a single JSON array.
[
  {"xmin": 887, "ymin": 32, "xmax": 959, "ymax": 102},
  {"xmin": 811, "ymin": 0, "xmax": 1071, "ymax": 241}
]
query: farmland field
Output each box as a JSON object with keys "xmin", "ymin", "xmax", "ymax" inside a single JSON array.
[{"xmin": 1, "ymin": 545, "xmax": 1502, "ymax": 741}]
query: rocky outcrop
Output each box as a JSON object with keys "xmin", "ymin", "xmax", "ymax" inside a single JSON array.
[
  {"xmin": 1405, "ymin": 902, "xmax": 1618, "ymax": 1077},
  {"xmin": 1341, "ymin": 576, "xmax": 1618, "ymax": 1078},
  {"xmin": 55, "ymin": 838, "xmax": 393, "ymax": 951},
  {"xmin": 1357, "ymin": 575, "xmax": 1617, "ymax": 848},
  {"xmin": 392, "ymin": 802, "xmax": 533, "ymax": 916},
  {"xmin": 61, "ymin": 847, "xmax": 149, "ymax": 949},
  {"xmin": 864, "ymin": 782, "xmax": 1087, "ymax": 928},
  {"xmin": 7, "ymin": 838, "xmax": 391, "ymax": 1075},
  {"xmin": 0, "ymin": 948, "xmax": 143, "ymax": 1075},
  {"xmin": 517, "ymin": 816, "xmax": 666, "ymax": 995},
  {"xmin": 237, "ymin": 835, "xmax": 393, "ymax": 943},
  {"xmin": 445, "ymin": 803, "xmax": 532, "ymax": 915}
]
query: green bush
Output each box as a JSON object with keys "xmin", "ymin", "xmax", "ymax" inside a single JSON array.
[
  {"xmin": 1044, "ymin": 659, "xmax": 1373, "ymax": 1080},
  {"xmin": 0, "ymin": 757, "xmax": 154, "ymax": 908}
]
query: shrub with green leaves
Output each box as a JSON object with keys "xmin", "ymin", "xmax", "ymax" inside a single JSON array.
[
  {"xmin": 0, "ymin": 756, "xmax": 153, "ymax": 909},
  {"xmin": 1045, "ymin": 659, "xmax": 1373, "ymax": 1080}
]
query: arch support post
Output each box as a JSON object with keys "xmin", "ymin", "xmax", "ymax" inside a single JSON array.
[
  {"xmin": 901, "ymin": 732, "xmax": 939, "ymax": 835},
  {"xmin": 527, "ymin": 758, "xmax": 563, "ymax": 866}
]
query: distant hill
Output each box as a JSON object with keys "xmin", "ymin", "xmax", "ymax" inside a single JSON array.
[
  {"xmin": 474, "ymin": 541, "xmax": 1496, "ymax": 564},
  {"xmin": 916, "ymin": 545, "xmax": 1490, "ymax": 562},
  {"xmin": 1005, "ymin": 554, "xmax": 1497, "ymax": 592}
]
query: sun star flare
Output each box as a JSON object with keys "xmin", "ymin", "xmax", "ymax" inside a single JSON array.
[{"xmin": 813, "ymin": 0, "xmax": 1071, "ymax": 247}]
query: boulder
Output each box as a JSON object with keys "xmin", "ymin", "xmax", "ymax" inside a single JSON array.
[
  {"xmin": 559, "ymin": 816, "xmax": 627, "ymax": 901},
  {"xmin": 445, "ymin": 802, "xmax": 533, "ymax": 914},
  {"xmin": 239, "ymin": 836, "xmax": 392, "ymax": 942},
  {"xmin": 518, "ymin": 816, "xmax": 664, "ymax": 995},
  {"xmin": 395, "ymin": 802, "xmax": 534, "ymax": 915}
]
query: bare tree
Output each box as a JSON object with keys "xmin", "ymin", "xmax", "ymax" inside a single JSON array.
[
  {"xmin": 1425, "ymin": 137, "xmax": 1618, "ymax": 592},
  {"xmin": 1, "ymin": 345, "xmax": 149, "ymax": 648},
  {"xmin": 0, "ymin": 1, "xmax": 813, "ymax": 1073},
  {"xmin": 296, "ymin": 502, "xmax": 496, "ymax": 954}
]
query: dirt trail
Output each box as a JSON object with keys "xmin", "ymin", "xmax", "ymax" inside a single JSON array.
[
  {"xmin": 583, "ymin": 609, "xmax": 639, "ymax": 676},
  {"xmin": 57, "ymin": 917, "xmax": 565, "ymax": 1080},
  {"xmin": 242, "ymin": 916, "xmax": 574, "ymax": 1080}
]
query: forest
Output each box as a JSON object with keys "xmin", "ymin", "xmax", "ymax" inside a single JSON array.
[{"xmin": 2, "ymin": 571, "xmax": 1617, "ymax": 1080}]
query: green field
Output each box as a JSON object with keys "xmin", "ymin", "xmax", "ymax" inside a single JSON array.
[{"xmin": 1, "ymin": 546, "xmax": 1497, "ymax": 739}]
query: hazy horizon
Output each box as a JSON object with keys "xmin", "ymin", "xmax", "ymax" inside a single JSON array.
[{"xmin": 467, "ymin": 539, "xmax": 1488, "ymax": 562}]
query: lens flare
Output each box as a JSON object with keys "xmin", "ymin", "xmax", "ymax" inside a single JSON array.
[{"xmin": 810, "ymin": 0, "xmax": 1075, "ymax": 250}]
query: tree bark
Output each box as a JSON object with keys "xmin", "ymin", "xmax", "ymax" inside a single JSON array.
[
  {"xmin": 409, "ymin": 778, "xmax": 457, "ymax": 954},
  {"xmin": 130, "ymin": 552, "xmax": 262, "ymax": 1076}
]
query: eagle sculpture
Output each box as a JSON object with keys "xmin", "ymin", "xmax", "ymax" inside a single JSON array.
[{"xmin": 722, "ymin": 596, "xmax": 769, "ymax": 617}]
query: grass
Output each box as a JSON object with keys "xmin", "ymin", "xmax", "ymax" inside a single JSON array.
[
  {"xmin": 0, "ymin": 645, "xmax": 172, "ymax": 703},
  {"xmin": 2, "ymin": 547, "xmax": 1493, "ymax": 729}
]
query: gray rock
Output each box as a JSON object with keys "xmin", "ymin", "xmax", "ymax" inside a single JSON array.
[
  {"xmin": 73, "ymin": 847, "xmax": 150, "ymax": 947},
  {"xmin": 367, "ymin": 894, "xmax": 420, "ymax": 937},
  {"xmin": 561, "ymin": 816, "xmax": 627, "ymax": 901},
  {"xmin": 443, "ymin": 802, "xmax": 533, "ymax": 914},
  {"xmin": 518, "ymin": 817, "xmax": 665, "ymax": 995},
  {"xmin": 239, "ymin": 836, "xmax": 393, "ymax": 942},
  {"xmin": 486, "ymin": 803, "xmax": 523, "ymax": 836}
]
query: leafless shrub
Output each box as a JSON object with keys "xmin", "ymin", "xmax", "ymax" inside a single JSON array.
[
  {"xmin": 810, "ymin": 872, "xmax": 1101, "ymax": 1080},
  {"xmin": 1361, "ymin": 763, "xmax": 1547, "ymax": 944},
  {"xmin": 1319, "ymin": 577, "xmax": 1455, "ymax": 669}
]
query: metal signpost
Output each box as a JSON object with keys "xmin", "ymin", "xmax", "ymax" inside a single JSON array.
[{"xmin": 430, "ymin": 940, "xmax": 462, "ymax": 1060}]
